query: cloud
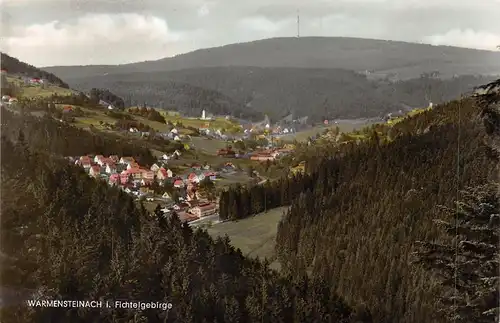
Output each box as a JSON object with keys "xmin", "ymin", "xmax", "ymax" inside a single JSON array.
[
  {"xmin": 423, "ymin": 29, "xmax": 500, "ymax": 51},
  {"xmin": 1, "ymin": 13, "xmax": 189, "ymax": 66}
]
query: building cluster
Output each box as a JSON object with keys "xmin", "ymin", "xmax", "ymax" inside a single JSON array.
[
  {"xmin": 249, "ymin": 147, "xmax": 293, "ymax": 162},
  {"xmin": 68, "ymin": 154, "xmax": 220, "ymax": 224},
  {"xmin": 72, "ymin": 154, "xmax": 173, "ymax": 190},
  {"xmin": 1, "ymin": 95, "xmax": 18, "ymax": 106}
]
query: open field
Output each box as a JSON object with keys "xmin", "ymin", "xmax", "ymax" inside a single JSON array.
[
  {"xmin": 205, "ymin": 206, "xmax": 288, "ymax": 271},
  {"xmin": 129, "ymin": 108, "xmax": 242, "ymax": 132},
  {"xmin": 277, "ymin": 120, "xmax": 378, "ymax": 142},
  {"xmin": 7, "ymin": 76, "xmax": 75, "ymax": 98},
  {"xmin": 189, "ymin": 136, "xmax": 229, "ymax": 154}
]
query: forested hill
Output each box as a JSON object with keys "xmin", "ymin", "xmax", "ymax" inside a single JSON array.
[
  {"xmin": 0, "ymin": 108, "xmax": 367, "ymax": 321},
  {"xmin": 219, "ymin": 80, "xmax": 500, "ymax": 322},
  {"xmin": 43, "ymin": 37, "xmax": 500, "ymax": 80},
  {"xmin": 65, "ymin": 67, "xmax": 493, "ymax": 121},
  {"xmin": 69, "ymin": 77, "xmax": 264, "ymax": 121},
  {"xmin": 1, "ymin": 52, "xmax": 69, "ymax": 88}
]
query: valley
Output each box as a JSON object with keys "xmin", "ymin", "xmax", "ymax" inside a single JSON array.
[{"xmin": 1, "ymin": 33, "xmax": 499, "ymax": 323}]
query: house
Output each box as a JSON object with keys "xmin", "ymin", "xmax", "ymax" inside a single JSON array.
[
  {"xmin": 173, "ymin": 150, "xmax": 181, "ymax": 157},
  {"xmin": 173, "ymin": 179, "xmax": 185, "ymax": 188},
  {"xmin": 250, "ymin": 154, "xmax": 275, "ymax": 162},
  {"xmin": 81, "ymin": 160, "xmax": 92, "ymax": 170},
  {"xmin": 142, "ymin": 170, "xmax": 155, "ymax": 180},
  {"xmin": 141, "ymin": 179, "xmax": 154, "ymax": 186},
  {"xmin": 62, "ymin": 106, "xmax": 73, "ymax": 113},
  {"xmin": 176, "ymin": 211, "xmax": 198, "ymax": 223},
  {"xmin": 127, "ymin": 168, "xmax": 143, "ymax": 180},
  {"xmin": 162, "ymin": 154, "xmax": 171, "ymax": 161},
  {"xmin": 173, "ymin": 135, "xmax": 181, "ymax": 141},
  {"xmin": 162, "ymin": 192, "xmax": 171, "ymax": 199},
  {"xmin": 120, "ymin": 173, "xmax": 131, "ymax": 185},
  {"xmin": 109, "ymin": 155, "xmax": 119, "ymax": 163},
  {"xmin": 127, "ymin": 162, "xmax": 139, "ymax": 170},
  {"xmin": 94, "ymin": 155, "xmax": 105, "ymax": 165},
  {"xmin": 157, "ymin": 167, "xmax": 173, "ymax": 180},
  {"xmin": 119, "ymin": 157, "xmax": 135, "ymax": 165},
  {"xmin": 204, "ymin": 171, "xmax": 217, "ymax": 181},
  {"xmin": 187, "ymin": 172, "xmax": 199, "ymax": 183},
  {"xmin": 191, "ymin": 203, "xmax": 217, "ymax": 218},
  {"xmin": 170, "ymin": 128, "xmax": 178, "ymax": 134},
  {"xmin": 150, "ymin": 163, "xmax": 161, "ymax": 172},
  {"xmin": 105, "ymin": 163, "xmax": 117, "ymax": 174},
  {"xmin": 109, "ymin": 174, "xmax": 120, "ymax": 185},
  {"xmin": 89, "ymin": 165, "xmax": 101, "ymax": 178}
]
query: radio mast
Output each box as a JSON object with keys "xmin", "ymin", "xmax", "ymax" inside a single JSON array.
[{"xmin": 297, "ymin": 9, "xmax": 300, "ymax": 38}]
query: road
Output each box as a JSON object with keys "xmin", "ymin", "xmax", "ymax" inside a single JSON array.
[{"xmin": 188, "ymin": 213, "xmax": 221, "ymax": 228}]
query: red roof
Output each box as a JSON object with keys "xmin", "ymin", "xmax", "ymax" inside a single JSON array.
[
  {"xmin": 158, "ymin": 168, "xmax": 169, "ymax": 177},
  {"xmin": 173, "ymin": 179, "xmax": 183, "ymax": 186},
  {"xmin": 90, "ymin": 165, "xmax": 100, "ymax": 172},
  {"xmin": 188, "ymin": 173, "xmax": 197, "ymax": 179},
  {"xmin": 126, "ymin": 168, "xmax": 142, "ymax": 174},
  {"xmin": 196, "ymin": 203, "xmax": 216, "ymax": 211}
]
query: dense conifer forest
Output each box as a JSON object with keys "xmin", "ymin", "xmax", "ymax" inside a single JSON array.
[
  {"xmin": 0, "ymin": 108, "xmax": 366, "ymax": 322},
  {"xmin": 219, "ymin": 80, "xmax": 500, "ymax": 322}
]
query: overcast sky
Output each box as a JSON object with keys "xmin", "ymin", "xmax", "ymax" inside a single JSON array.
[{"xmin": 1, "ymin": 0, "xmax": 499, "ymax": 67}]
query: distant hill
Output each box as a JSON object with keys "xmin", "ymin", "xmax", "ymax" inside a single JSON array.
[
  {"xmin": 66, "ymin": 66, "xmax": 495, "ymax": 121},
  {"xmin": 1, "ymin": 52, "xmax": 69, "ymax": 88},
  {"xmin": 43, "ymin": 37, "xmax": 500, "ymax": 80},
  {"xmin": 70, "ymin": 77, "xmax": 264, "ymax": 121}
]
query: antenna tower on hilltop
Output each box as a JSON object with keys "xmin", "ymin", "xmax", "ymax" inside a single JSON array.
[{"xmin": 297, "ymin": 10, "xmax": 300, "ymax": 38}]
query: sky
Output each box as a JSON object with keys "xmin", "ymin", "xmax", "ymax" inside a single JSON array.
[{"xmin": 1, "ymin": 0, "xmax": 499, "ymax": 67}]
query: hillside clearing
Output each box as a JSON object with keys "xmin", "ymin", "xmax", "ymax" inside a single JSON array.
[{"xmin": 205, "ymin": 206, "xmax": 288, "ymax": 271}]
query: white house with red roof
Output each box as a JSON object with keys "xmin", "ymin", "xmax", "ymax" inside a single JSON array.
[
  {"xmin": 94, "ymin": 155, "xmax": 104, "ymax": 164},
  {"xmin": 141, "ymin": 169, "xmax": 155, "ymax": 180},
  {"xmin": 157, "ymin": 167, "xmax": 173, "ymax": 180},
  {"xmin": 173, "ymin": 179, "xmax": 185, "ymax": 188},
  {"xmin": 119, "ymin": 157, "xmax": 135, "ymax": 165},
  {"xmin": 150, "ymin": 163, "xmax": 161, "ymax": 172},
  {"xmin": 89, "ymin": 165, "xmax": 101, "ymax": 177},
  {"xmin": 204, "ymin": 171, "xmax": 217, "ymax": 181},
  {"xmin": 127, "ymin": 162, "xmax": 139, "ymax": 170},
  {"xmin": 187, "ymin": 172, "xmax": 199, "ymax": 183},
  {"xmin": 109, "ymin": 174, "xmax": 120, "ymax": 185},
  {"xmin": 105, "ymin": 163, "xmax": 117, "ymax": 174}
]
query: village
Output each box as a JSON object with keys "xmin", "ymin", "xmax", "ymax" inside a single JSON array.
[{"xmin": 68, "ymin": 151, "xmax": 224, "ymax": 225}]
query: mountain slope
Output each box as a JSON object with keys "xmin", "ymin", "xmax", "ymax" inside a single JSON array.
[
  {"xmin": 71, "ymin": 77, "xmax": 264, "ymax": 120},
  {"xmin": 43, "ymin": 37, "xmax": 500, "ymax": 80},
  {"xmin": 66, "ymin": 66, "xmax": 494, "ymax": 121},
  {"xmin": 1, "ymin": 52, "xmax": 69, "ymax": 88},
  {"xmin": 0, "ymin": 106, "xmax": 363, "ymax": 322},
  {"xmin": 217, "ymin": 81, "xmax": 499, "ymax": 322}
]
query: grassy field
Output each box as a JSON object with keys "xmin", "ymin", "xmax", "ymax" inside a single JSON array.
[
  {"xmin": 205, "ymin": 206, "xmax": 288, "ymax": 271},
  {"xmin": 189, "ymin": 136, "xmax": 229, "ymax": 154},
  {"xmin": 7, "ymin": 76, "xmax": 75, "ymax": 98},
  {"xmin": 277, "ymin": 121, "xmax": 374, "ymax": 142},
  {"xmin": 159, "ymin": 112, "xmax": 242, "ymax": 132}
]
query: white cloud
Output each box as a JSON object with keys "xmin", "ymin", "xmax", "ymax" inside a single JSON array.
[
  {"xmin": 1, "ymin": 13, "xmax": 187, "ymax": 66},
  {"xmin": 423, "ymin": 29, "xmax": 500, "ymax": 51}
]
